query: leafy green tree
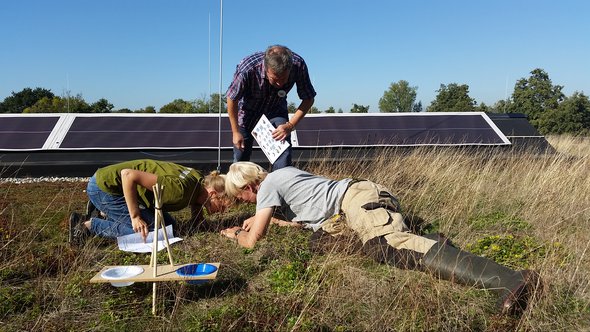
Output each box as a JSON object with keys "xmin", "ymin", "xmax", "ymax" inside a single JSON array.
[
  {"xmin": 24, "ymin": 94, "xmax": 90, "ymax": 113},
  {"xmin": 189, "ymin": 93, "xmax": 226, "ymax": 113},
  {"xmin": 207, "ymin": 93, "xmax": 227, "ymax": 113},
  {"xmin": 66, "ymin": 94, "xmax": 92, "ymax": 113},
  {"xmin": 508, "ymin": 68, "xmax": 564, "ymax": 127},
  {"xmin": 350, "ymin": 103, "xmax": 369, "ymax": 113},
  {"xmin": 308, "ymin": 106, "xmax": 319, "ymax": 114},
  {"xmin": 133, "ymin": 106, "xmax": 156, "ymax": 113},
  {"xmin": 490, "ymin": 99, "xmax": 511, "ymax": 113},
  {"xmin": 427, "ymin": 83, "xmax": 476, "ymax": 112},
  {"xmin": 475, "ymin": 102, "xmax": 490, "ymax": 112},
  {"xmin": 379, "ymin": 80, "xmax": 417, "ymax": 112},
  {"xmin": 113, "ymin": 108, "xmax": 133, "ymax": 113},
  {"xmin": 287, "ymin": 102, "xmax": 297, "ymax": 113},
  {"xmin": 23, "ymin": 97, "xmax": 55, "ymax": 113},
  {"xmin": 324, "ymin": 106, "xmax": 336, "ymax": 113},
  {"xmin": 0, "ymin": 87, "xmax": 54, "ymax": 113},
  {"xmin": 160, "ymin": 99, "xmax": 196, "ymax": 113},
  {"xmin": 412, "ymin": 101, "xmax": 423, "ymax": 112},
  {"xmin": 337, "ymin": 108, "xmax": 343, "ymax": 113},
  {"xmin": 193, "ymin": 98, "xmax": 209, "ymax": 113},
  {"xmin": 536, "ymin": 92, "xmax": 590, "ymax": 135},
  {"xmin": 90, "ymin": 98, "xmax": 114, "ymax": 113}
]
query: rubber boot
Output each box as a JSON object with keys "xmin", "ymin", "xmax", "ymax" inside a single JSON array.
[
  {"xmin": 361, "ymin": 236, "xmax": 423, "ymax": 270},
  {"xmin": 422, "ymin": 242, "xmax": 541, "ymax": 316}
]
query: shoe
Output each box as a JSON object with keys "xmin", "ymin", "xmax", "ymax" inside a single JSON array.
[
  {"xmin": 69, "ymin": 212, "xmax": 90, "ymax": 246},
  {"xmin": 85, "ymin": 200, "xmax": 99, "ymax": 220},
  {"xmin": 498, "ymin": 270, "xmax": 542, "ymax": 316},
  {"xmin": 422, "ymin": 242, "xmax": 542, "ymax": 316}
]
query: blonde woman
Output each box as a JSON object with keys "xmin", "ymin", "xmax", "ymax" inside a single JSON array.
[
  {"xmin": 221, "ymin": 161, "xmax": 541, "ymax": 316},
  {"xmin": 69, "ymin": 159, "xmax": 230, "ymax": 245}
]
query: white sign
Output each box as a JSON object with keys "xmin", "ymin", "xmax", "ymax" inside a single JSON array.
[
  {"xmin": 116, "ymin": 225, "xmax": 182, "ymax": 253},
  {"xmin": 251, "ymin": 114, "xmax": 290, "ymax": 164}
]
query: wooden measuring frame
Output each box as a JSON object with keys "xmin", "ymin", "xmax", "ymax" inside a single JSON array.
[{"xmin": 89, "ymin": 183, "xmax": 220, "ymax": 314}]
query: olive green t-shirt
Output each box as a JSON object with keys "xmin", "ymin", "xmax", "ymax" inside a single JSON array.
[{"xmin": 94, "ymin": 159, "xmax": 203, "ymax": 211}]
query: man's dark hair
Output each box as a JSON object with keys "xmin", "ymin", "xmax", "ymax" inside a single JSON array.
[{"xmin": 264, "ymin": 45, "xmax": 293, "ymax": 75}]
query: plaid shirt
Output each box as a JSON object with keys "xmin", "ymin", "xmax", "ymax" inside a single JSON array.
[{"xmin": 226, "ymin": 51, "xmax": 316, "ymax": 129}]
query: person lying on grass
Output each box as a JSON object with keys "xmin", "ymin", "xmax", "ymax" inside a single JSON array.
[
  {"xmin": 68, "ymin": 159, "xmax": 231, "ymax": 246},
  {"xmin": 220, "ymin": 161, "xmax": 542, "ymax": 316}
]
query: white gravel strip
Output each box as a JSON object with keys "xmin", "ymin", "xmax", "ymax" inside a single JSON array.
[{"xmin": 0, "ymin": 177, "xmax": 90, "ymax": 184}]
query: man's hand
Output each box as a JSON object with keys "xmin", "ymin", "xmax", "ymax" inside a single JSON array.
[
  {"xmin": 272, "ymin": 123, "xmax": 292, "ymax": 141},
  {"xmin": 233, "ymin": 131, "xmax": 245, "ymax": 150},
  {"xmin": 131, "ymin": 216, "xmax": 148, "ymax": 243}
]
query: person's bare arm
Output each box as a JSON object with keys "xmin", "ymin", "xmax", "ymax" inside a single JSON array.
[
  {"xmin": 290, "ymin": 98, "xmax": 314, "ymax": 127},
  {"xmin": 271, "ymin": 218, "xmax": 303, "ymax": 228},
  {"xmin": 242, "ymin": 215, "xmax": 303, "ymax": 230},
  {"xmin": 227, "ymin": 97, "xmax": 244, "ymax": 150},
  {"xmin": 221, "ymin": 207, "xmax": 273, "ymax": 248},
  {"xmin": 120, "ymin": 169, "xmax": 157, "ymax": 242},
  {"xmin": 273, "ymin": 98, "xmax": 314, "ymax": 141}
]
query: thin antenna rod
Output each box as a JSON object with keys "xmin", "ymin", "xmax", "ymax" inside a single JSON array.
[
  {"xmin": 66, "ymin": 73, "xmax": 70, "ymax": 112},
  {"xmin": 504, "ymin": 76, "xmax": 508, "ymax": 113},
  {"xmin": 208, "ymin": 13, "xmax": 211, "ymax": 113},
  {"xmin": 217, "ymin": 0, "xmax": 223, "ymax": 171}
]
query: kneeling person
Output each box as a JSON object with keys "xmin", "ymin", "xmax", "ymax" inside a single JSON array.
[{"xmin": 69, "ymin": 159, "xmax": 229, "ymax": 245}]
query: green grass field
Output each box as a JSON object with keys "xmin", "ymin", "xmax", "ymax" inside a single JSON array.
[{"xmin": 1, "ymin": 135, "xmax": 589, "ymax": 331}]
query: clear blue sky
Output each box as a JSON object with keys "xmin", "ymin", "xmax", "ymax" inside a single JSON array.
[{"xmin": 1, "ymin": 0, "xmax": 588, "ymax": 112}]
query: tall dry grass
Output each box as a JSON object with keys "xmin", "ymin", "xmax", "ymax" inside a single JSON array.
[
  {"xmin": 303, "ymin": 140, "xmax": 590, "ymax": 330},
  {"xmin": 1, "ymin": 136, "xmax": 589, "ymax": 331}
]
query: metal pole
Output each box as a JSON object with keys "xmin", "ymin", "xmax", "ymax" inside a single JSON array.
[{"xmin": 217, "ymin": 0, "xmax": 223, "ymax": 171}]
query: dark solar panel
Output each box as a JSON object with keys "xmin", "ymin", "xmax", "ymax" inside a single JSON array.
[
  {"xmin": 0, "ymin": 116, "xmax": 60, "ymax": 150},
  {"xmin": 295, "ymin": 113, "xmax": 509, "ymax": 147},
  {"xmin": 60, "ymin": 115, "xmax": 234, "ymax": 149}
]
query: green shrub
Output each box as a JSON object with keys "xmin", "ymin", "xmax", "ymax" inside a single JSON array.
[
  {"xmin": 466, "ymin": 234, "xmax": 545, "ymax": 269},
  {"xmin": 0, "ymin": 284, "xmax": 36, "ymax": 317},
  {"xmin": 468, "ymin": 211, "xmax": 531, "ymax": 232},
  {"xmin": 269, "ymin": 260, "xmax": 307, "ymax": 293}
]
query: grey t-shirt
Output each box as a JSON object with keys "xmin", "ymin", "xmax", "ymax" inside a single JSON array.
[{"xmin": 257, "ymin": 167, "xmax": 351, "ymax": 224}]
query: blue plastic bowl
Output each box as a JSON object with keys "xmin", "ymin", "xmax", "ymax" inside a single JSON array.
[{"xmin": 176, "ymin": 263, "xmax": 218, "ymax": 285}]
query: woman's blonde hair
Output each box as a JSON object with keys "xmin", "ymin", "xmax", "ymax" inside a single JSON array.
[
  {"xmin": 203, "ymin": 170, "xmax": 226, "ymax": 193},
  {"xmin": 225, "ymin": 162, "xmax": 268, "ymax": 197}
]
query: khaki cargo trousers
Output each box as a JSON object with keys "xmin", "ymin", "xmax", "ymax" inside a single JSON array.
[{"xmin": 322, "ymin": 181, "xmax": 437, "ymax": 254}]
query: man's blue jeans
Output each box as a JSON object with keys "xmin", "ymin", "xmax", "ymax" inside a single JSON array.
[
  {"xmin": 86, "ymin": 175, "xmax": 177, "ymax": 239},
  {"xmin": 233, "ymin": 116, "xmax": 292, "ymax": 171}
]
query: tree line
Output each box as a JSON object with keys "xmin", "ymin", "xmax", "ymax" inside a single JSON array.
[{"xmin": 1, "ymin": 68, "xmax": 588, "ymax": 135}]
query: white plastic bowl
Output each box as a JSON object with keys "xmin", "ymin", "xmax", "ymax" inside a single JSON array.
[{"xmin": 101, "ymin": 266, "xmax": 144, "ymax": 287}]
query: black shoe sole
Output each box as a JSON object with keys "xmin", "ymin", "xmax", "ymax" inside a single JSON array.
[
  {"xmin": 68, "ymin": 212, "xmax": 80, "ymax": 244},
  {"xmin": 86, "ymin": 200, "xmax": 98, "ymax": 219}
]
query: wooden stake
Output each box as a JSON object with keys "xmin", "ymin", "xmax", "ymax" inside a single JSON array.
[{"xmin": 151, "ymin": 183, "xmax": 162, "ymax": 316}]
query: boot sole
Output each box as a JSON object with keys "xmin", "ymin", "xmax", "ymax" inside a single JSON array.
[{"xmin": 500, "ymin": 270, "xmax": 541, "ymax": 316}]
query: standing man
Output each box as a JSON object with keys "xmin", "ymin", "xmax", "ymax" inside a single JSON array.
[{"xmin": 226, "ymin": 45, "xmax": 316, "ymax": 170}]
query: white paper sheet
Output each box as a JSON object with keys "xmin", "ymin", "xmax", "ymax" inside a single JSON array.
[
  {"xmin": 251, "ymin": 114, "xmax": 290, "ymax": 164},
  {"xmin": 116, "ymin": 225, "xmax": 182, "ymax": 253}
]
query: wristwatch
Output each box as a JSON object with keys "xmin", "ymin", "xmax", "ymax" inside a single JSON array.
[{"xmin": 234, "ymin": 228, "xmax": 243, "ymax": 238}]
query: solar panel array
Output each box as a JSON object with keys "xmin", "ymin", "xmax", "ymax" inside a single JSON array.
[
  {"xmin": 293, "ymin": 113, "xmax": 509, "ymax": 147},
  {"xmin": 0, "ymin": 112, "xmax": 510, "ymax": 151}
]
